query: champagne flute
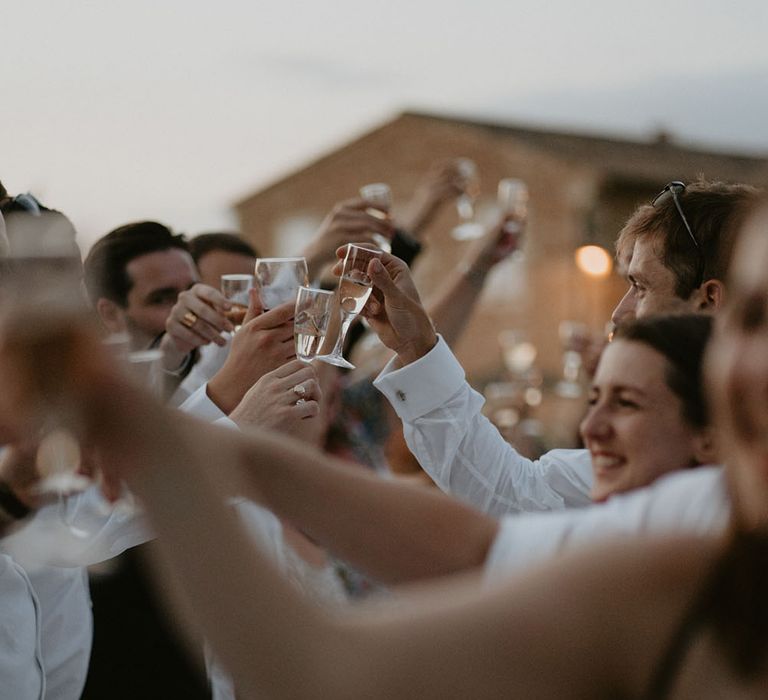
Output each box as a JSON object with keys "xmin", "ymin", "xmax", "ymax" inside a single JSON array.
[
  {"xmin": 294, "ymin": 286, "xmax": 335, "ymax": 362},
  {"xmin": 556, "ymin": 320, "xmax": 589, "ymax": 398},
  {"xmin": 359, "ymin": 182, "xmax": 393, "ymax": 253},
  {"xmin": 221, "ymin": 273, "xmax": 254, "ymax": 330},
  {"xmin": 318, "ymin": 244, "xmax": 383, "ymax": 369},
  {"xmin": 498, "ymin": 330, "xmax": 537, "ymax": 378},
  {"xmin": 498, "ymin": 178, "xmax": 529, "ymax": 259},
  {"xmin": 452, "ymin": 158, "xmax": 484, "ymax": 240},
  {"xmin": 254, "ymin": 257, "xmax": 308, "ymax": 310}
]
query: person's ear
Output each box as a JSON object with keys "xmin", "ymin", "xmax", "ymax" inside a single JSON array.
[
  {"xmin": 95, "ymin": 298, "xmax": 127, "ymax": 334},
  {"xmin": 692, "ymin": 428, "xmax": 718, "ymax": 465},
  {"xmin": 695, "ymin": 279, "xmax": 725, "ymax": 313}
]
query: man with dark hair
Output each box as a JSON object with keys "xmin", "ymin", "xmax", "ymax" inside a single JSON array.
[
  {"xmin": 83, "ymin": 221, "xmax": 209, "ymax": 350},
  {"xmin": 611, "ymin": 180, "xmax": 756, "ymax": 325},
  {"xmin": 188, "ymin": 232, "xmax": 259, "ymax": 289}
]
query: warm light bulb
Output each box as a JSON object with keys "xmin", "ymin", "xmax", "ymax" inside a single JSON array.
[{"xmin": 575, "ymin": 245, "xmax": 613, "ymax": 278}]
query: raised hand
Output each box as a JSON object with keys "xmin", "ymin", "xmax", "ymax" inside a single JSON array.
[
  {"xmin": 460, "ymin": 211, "xmax": 525, "ymax": 279},
  {"xmin": 162, "ymin": 283, "xmax": 234, "ymax": 369},
  {"xmin": 229, "ymin": 359, "xmax": 321, "ymax": 437},
  {"xmin": 398, "ymin": 159, "xmax": 466, "ymax": 236},
  {"xmin": 333, "ymin": 246, "xmax": 437, "ymax": 366},
  {"xmin": 206, "ymin": 290, "xmax": 296, "ymax": 413},
  {"xmin": 302, "ymin": 198, "xmax": 395, "ymax": 278}
]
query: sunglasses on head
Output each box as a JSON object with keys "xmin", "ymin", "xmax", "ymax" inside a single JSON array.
[{"xmin": 651, "ymin": 181, "xmax": 704, "ymax": 288}]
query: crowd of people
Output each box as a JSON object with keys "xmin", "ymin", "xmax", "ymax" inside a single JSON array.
[{"xmin": 0, "ymin": 164, "xmax": 767, "ymax": 699}]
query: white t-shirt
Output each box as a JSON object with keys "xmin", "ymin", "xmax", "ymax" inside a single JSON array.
[{"xmin": 485, "ymin": 466, "xmax": 729, "ymax": 582}]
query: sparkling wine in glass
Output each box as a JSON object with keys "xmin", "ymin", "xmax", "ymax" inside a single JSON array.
[
  {"xmin": 294, "ymin": 286, "xmax": 335, "ymax": 362},
  {"xmin": 319, "ymin": 244, "xmax": 383, "ymax": 369},
  {"xmin": 221, "ymin": 274, "xmax": 254, "ymax": 330},
  {"xmin": 254, "ymin": 257, "xmax": 309, "ymax": 310},
  {"xmin": 498, "ymin": 178, "xmax": 529, "ymax": 259},
  {"xmin": 556, "ymin": 320, "xmax": 589, "ymax": 398},
  {"xmin": 452, "ymin": 158, "xmax": 484, "ymax": 240},
  {"xmin": 359, "ymin": 182, "xmax": 393, "ymax": 253}
]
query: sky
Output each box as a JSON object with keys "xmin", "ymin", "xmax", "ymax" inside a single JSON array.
[{"xmin": 3, "ymin": 0, "xmax": 767, "ymax": 251}]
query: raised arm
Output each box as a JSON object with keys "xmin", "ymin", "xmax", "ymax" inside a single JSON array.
[
  {"xmin": 336, "ymin": 249, "xmax": 592, "ymax": 514},
  {"xmin": 0, "ymin": 320, "xmax": 705, "ymax": 700}
]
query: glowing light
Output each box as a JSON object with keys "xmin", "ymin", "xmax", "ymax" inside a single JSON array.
[{"xmin": 575, "ymin": 245, "xmax": 613, "ymax": 278}]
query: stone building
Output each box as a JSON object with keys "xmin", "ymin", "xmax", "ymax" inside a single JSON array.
[{"xmin": 235, "ymin": 111, "xmax": 767, "ymax": 390}]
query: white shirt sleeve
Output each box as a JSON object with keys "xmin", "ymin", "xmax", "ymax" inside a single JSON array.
[
  {"xmin": 374, "ymin": 337, "xmax": 593, "ymax": 516},
  {"xmin": 178, "ymin": 383, "xmax": 228, "ymax": 422},
  {"xmin": 168, "ymin": 339, "xmax": 231, "ymax": 407},
  {"xmin": 485, "ymin": 466, "xmax": 729, "ymax": 583},
  {"xmin": 2, "ymin": 486, "xmax": 152, "ymax": 569},
  {"xmin": 0, "ymin": 554, "xmax": 45, "ymax": 700}
]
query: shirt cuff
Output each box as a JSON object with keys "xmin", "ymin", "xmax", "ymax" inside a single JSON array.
[
  {"xmin": 178, "ymin": 383, "xmax": 228, "ymax": 422},
  {"xmin": 373, "ymin": 335, "xmax": 466, "ymax": 421}
]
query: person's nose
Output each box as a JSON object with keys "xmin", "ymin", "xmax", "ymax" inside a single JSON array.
[
  {"xmin": 580, "ymin": 402, "xmax": 612, "ymax": 444},
  {"xmin": 611, "ymin": 288, "xmax": 636, "ymax": 327}
]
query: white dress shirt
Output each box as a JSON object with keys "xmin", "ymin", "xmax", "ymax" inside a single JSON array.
[
  {"xmin": 0, "ymin": 552, "xmax": 45, "ymax": 699},
  {"xmin": 374, "ymin": 337, "xmax": 593, "ymax": 516},
  {"xmin": 485, "ymin": 465, "xmax": 729, "ymax": 581},
  {"xmin": 1, "ymin": 487, "xmax": 150, "ymax": 700},
  {"xmin": 169, "ymin": 338, "xmax": 230, "ymax": 407}
]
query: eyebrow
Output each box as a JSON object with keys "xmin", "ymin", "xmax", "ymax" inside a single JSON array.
[{"xmin": 590, "ymin": 384, "xmax": 648, "ymax": 398}]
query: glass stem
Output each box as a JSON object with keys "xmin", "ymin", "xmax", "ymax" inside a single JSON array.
[{"xmin": 329, "ymin": 312, "xmax": 355, "ymax": 357}]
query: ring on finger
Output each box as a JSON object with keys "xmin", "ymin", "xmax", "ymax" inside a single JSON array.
[
  {"xmin": 292, "ymin": 383, "xmax": 307, "ymax": 399},
  {"xmin": 181, "ymin": 311, "xmax": 198, "ymax": 329}
]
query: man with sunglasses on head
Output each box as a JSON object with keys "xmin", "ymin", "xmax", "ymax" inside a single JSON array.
[
  {"xmin": 611, "ymin": 180, "xmax": 751, "ymax": 326},
  {"xmin": 372, "ymin": 179, "xmax": 756, "ymax": 518}
]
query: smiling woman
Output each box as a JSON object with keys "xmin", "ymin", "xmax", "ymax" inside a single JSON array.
[{"xmin": 583, "ymin": 314, "xmax": 714, "ymax": 502}]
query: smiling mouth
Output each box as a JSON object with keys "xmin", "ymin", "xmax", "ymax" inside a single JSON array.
[{"xmin": 591, "ymin": 453, "xmax": 624, "ymax": 473}]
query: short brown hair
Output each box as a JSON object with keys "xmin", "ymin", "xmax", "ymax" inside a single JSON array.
[{"xmin": 616, "ymin": 180, "xmax": 758, "ymax": 299}]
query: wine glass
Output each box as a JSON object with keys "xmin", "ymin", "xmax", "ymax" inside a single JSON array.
[
  {"xmin": 498, "ymin": 178, "xmax": 529, "ymax": 259},
  {"xmin": 254, "ymin": 257, "xmax": 308, "ymax": 310},
  {"xmin": 452, "ymin": 158, "xmax": 484, "ymax": 240},
  {"xmin": 359, "ymin": 182, "xmax": 393, "ymax": 253},
  {"xmin": 556, "ymin": 320, "xmax": 589, "ymax": 398},
  {"xmin": 221, "ymin": 274, "xmax": 254, "ymax": 330},
  {"xmin": 294, "ymin": 286, "xmax": 335, "ymax": 362},
  {"xmin": 498, "ymin": 330, "xmax": 537, "ymax": 378},
  {"xmin": 318, "ymin": 244, "xmax": 383, "ymax": 369}
]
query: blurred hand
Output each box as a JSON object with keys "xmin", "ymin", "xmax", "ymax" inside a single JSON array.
[
  {"xmin": 399, "ymin": 159, "xmax": 466, "ymax": 236},
  {"xmin": 230, "ymin": 359, "xmax": 321, "ymax": 441},
  {"xmin": 206, "ymin": 289, "xmax": 296, "ymax": 413},
  {"xmin": 302, "ymin": 198, "xmax": 395, "ymax": 278},
  {"xmin": 462, "ymin": 212, "xmax": 525, "ymax": 275},
  {"xmin": 162, "ymin": 283, "xmax": 234, "ymax": 369},
  {"xmin": 333, "ymin": 246, "xmax": 436, "ymax": 366}
]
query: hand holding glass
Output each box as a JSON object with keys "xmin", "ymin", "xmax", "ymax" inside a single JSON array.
[
  {"xmin": 319, "ymin": 244, "xmax": 383, "ymax": 369},
  {"xmin": 498, "ymin": 178, "xmax": 529, "ymax": 255},
  {"xmin": 221, "ymin": 274, "xmax": 254, "ymax": 329},
  {"xmin": 452, "ymin": 158, "xmax": 484, "ymax": 240},
  {"xmin": 359, "ymin": 183, "xmax": 393, "ymax": 253}
]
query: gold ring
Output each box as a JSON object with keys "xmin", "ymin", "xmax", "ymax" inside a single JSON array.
[
  {"xmin": 293, "ymin": 383, "xmax": 306, "ymax": 398},
  {"xmin": 181, "ymin": 311, "xmax": 198, "ymax": 329}
]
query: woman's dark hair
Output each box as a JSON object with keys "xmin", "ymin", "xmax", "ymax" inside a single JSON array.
[{"xmin": 613, "ymin": 314, "xmax": 713, "ymax": 429}]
